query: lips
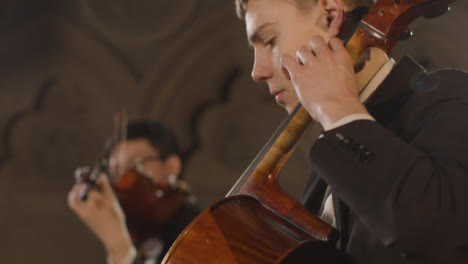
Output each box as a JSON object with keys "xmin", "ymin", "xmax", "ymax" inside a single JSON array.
[
  {"xmin": 271, "ymin": 90, "xmax": 284, "ymax": 97},
  {"xmin": 271, "ymin": 90, "xmax": 285, "ymax": 103}
]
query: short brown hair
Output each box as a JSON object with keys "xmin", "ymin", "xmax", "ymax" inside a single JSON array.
[{"xmin": 235, "ymin": 0, "xmax": 374, "ymax": 18}]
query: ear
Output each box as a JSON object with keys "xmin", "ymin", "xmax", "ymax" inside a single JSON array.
[
  {"xmin": 318, "ymin": 0, "xmax": 344, "ymax": 37},
  {"xmin": 162, "ymin": 154, "xmax": 182, "ymax": 179}
]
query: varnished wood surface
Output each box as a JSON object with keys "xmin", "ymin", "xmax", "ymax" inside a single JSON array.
[
  {"xmin": 163, "ymin": 196, "xmax": 340, "ymax": 264},
  {"xmin": 347, "ymin": 0, "xmax": 457, "ymax": 62},
  {"xmin": 115, "ymin": 169, "xmax": 186, "ymax": 245}
]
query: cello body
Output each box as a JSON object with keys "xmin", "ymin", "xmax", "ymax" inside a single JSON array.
[
  {"xmin": 162, "ymin": 108, "xmax": 339, "ymax": 263},
  {"xmin": 163, "ymin": 195, "xmax": 342, "ymax": 264}
]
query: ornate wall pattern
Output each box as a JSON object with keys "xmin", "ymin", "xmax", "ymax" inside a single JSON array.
[{"xmin": 0, "ymin": 1, "xmax": 467, "ymax": 263}]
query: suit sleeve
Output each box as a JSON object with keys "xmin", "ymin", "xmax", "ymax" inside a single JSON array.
[{"xmin": 309, "ymin": 70, "xmax": 468, "ymax": 261}]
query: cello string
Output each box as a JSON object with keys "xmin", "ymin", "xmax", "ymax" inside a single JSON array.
[{"xmin": 226, "ymin": 104, "xmax": 303, "ymax": 196}]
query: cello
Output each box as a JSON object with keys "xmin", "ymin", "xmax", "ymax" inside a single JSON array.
[{"xmin": 162, "ymin": 0, "xmax": 456, "ymax": 263}]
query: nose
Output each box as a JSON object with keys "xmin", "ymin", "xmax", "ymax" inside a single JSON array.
[{"xmin": 251, "ymin": 50, "xmax": 273, "ymax": 82}]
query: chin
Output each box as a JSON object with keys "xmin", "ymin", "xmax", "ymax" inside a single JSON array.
[
  {"xmin": 282, "ymin": 104, "xmax": 293, "ymax": 114},
  {"xmin": 276, "ymin": 100, "xmax": 293, "ymax": 114},
  {"xmin": 286, "ymin": 101, "xmax": 302, "ymax": 114}
]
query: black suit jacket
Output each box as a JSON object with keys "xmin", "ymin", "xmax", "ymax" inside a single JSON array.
[
  {"xmin": 133, "ymin": 201, "xmax": 200, "ymax": 264},
  {"xmin": 302, "ymin": 57, "xmax": 468, "ymax": 264}
]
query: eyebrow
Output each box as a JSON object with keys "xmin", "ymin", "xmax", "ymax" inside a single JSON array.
[{"xmin": 248, "ymin": 22, "xmax": 277, "ymax": 46}]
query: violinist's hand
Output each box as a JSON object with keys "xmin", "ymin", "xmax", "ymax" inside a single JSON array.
[
  {"xmin": 68, "ymin": 173, "xmax": 136, "ymax": 264},
  {"xmin": 280, "ymin": 36, "xmax": 369, "ymax": 130}
]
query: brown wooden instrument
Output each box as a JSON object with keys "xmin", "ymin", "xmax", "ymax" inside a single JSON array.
[
  {"xmin": 162, "ymin": 0, "xmax": 456, "ymax": 263},
  {"xmin": 76, "ymin": 112, "xmax": 190, "ymax": 247},
  {"xmin": 76, "ymin": 164, "xmax": 190, "ymax": 246},
  {"xmin": 114, "ymin": 168, "xmax": 189, "ymax": 246}
]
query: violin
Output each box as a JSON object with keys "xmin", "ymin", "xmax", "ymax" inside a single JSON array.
[
  {"xmin": 76, "ymin": 112, "xmax": 190, "ymax": 246},
  {"xmin": 161, "ymin": 0, "xmax": 456, "ymax": 263},
  {"xmin": 113, "ymin": 167, "xmax": 189, "ymax": 246}
]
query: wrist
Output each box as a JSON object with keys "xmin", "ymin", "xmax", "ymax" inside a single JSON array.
[
  {"xmin": 107, "ymin": 246, "xmax": 137, "ymax": 264},
  {"xmin": 105, "ymin": 229, "xmax": 135, "ymax": 264},
  {"xmin": 311, "ymin": 98, "xmax": 368, "ymax": 130}
]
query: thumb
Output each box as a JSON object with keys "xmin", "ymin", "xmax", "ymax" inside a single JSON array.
[{"xmin": 280, "ymin": 54, "xmax": 299, "ymax": 81}]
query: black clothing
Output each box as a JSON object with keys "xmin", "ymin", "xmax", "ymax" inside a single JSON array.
[
  {"xmin": 134, "ymin": 200, "xmax": 200, "ymax": 264},
  {"xmin": 302, "ymin": 57, "xmax": 468, "ymax": 264}
]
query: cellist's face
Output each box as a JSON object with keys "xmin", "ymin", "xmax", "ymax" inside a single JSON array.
[
  {"xmin": 108, "ymin": 139, "xmax": 167, "ymax": 184},
  {"xmin": 245, "ymin": 0, "xmax": 331, "ymax": 114}
]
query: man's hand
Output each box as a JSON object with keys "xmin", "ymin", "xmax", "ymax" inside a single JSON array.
[
  {"xmin": 280, "ymin": 36, "xmax": 369, "ymax": 130},
  {"xmin": 68, "ymin": 172, "xmax": 136, "ymax": 263}
]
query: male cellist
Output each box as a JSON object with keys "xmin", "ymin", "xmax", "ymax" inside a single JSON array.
[{"xmin": 235, "ymin": 0, "xmax": 468, "ymax": 263}]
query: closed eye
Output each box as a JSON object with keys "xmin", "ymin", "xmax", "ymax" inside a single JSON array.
[{"xmin": 264, "ymin": 37, "xmax": 276, "ymax": 48}]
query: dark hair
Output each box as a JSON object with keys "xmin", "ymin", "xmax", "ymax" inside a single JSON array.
[
  {"xmin": 104, "ymin": 121, "xmax": 180, "ymax": 160},
  {"xmin": 234, "ymin": 0, "xmax": 374, "ymax": 19}
]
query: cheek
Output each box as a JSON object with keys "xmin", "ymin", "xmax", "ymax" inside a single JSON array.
[
  {"xmin": 273, "ymin": 39, "xmax": 301, "ymax": 68},
  {"xmin": 271, "ymin": 45, "xmax": 293, "ymax": 80},
  {"xmin": 271, "ymin": 43, "xmax": 288, "ymax": 71},
  {"xmin": 271, "ymin": 50, "xmax": 281, "ymax": 71}
]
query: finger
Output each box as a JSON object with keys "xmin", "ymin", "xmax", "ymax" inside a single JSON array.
[
  {"xmin": 309, "ymin": 36, "xmax": 328, "ymax": 56},
  {"xmin": 68, "ymin": 187, "xmax": 79, "ymax": 209},
  {"xmin": 280, "ymin": 54, "xmax": 300, "ymax": 81},
  {"xmin": 98, "ymin": 173, "xmax": 117, "ymax": 199},
  {"xmin": 296, "ymin": 46, "xmax": 315, "ymax": 65},
  {"xmin": 68, "ymin": 184, "xmax": 87, "ymax": 209},
  {"xmin": 87, "ymin": 189, "xmax": 104, "ymax": 208},
  {"xmin": 74, "ymin": 166, "xmax": 90, "ymax": 183},
  {"xmin": 328, "ymin": 37, "xmax": 345, "ymax": 52}
]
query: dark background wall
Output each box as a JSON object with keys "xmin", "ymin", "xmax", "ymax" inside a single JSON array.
[{"xmin": 0, "ymin": 1, "xmax": 467, "ymax": 263}]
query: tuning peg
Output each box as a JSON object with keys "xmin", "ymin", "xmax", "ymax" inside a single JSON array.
[
  {"xmin": 399, "ymin": 27, "xmax": 413, "ymax": 40},
  {"xmin": 424, "ymin": 5, "xmax": 451, "ymax": 19}
]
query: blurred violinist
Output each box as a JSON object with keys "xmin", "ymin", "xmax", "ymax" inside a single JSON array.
[{"xmin": 68, "ymin": 121, "xmax": 199, "ymax": 264}]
